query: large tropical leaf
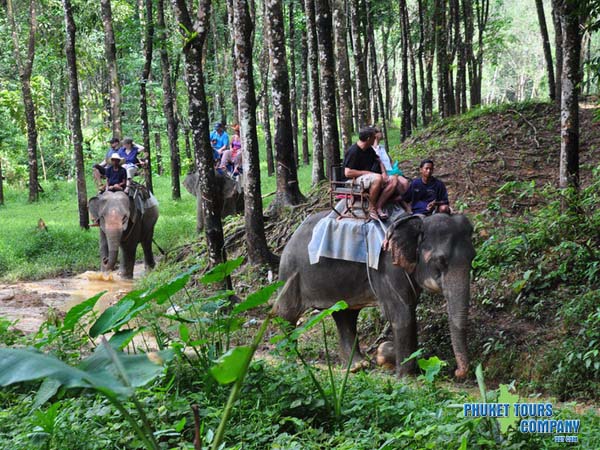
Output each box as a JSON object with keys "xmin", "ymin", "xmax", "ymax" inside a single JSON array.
[{"xmin": 62, "ymin": 291, "xmax": 105, "ymax": 331}]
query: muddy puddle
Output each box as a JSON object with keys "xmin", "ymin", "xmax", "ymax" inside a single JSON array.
[{"xmin": 0, "ymin": 264, "xmax": 144, "ymax": 334}]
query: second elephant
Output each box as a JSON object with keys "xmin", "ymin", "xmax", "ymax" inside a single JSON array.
[{"xmin": 183, "ymin": 171, "xmax": 244, "ymax": 231}]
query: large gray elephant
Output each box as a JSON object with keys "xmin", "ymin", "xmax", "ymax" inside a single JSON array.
[
  {"xmin": 275, "ymin": 212, "xmax": 475, "ymax": 378},
  {"xmin": 88, "ymin": 191, "xmax": 159, "ymax": 278},
  {"xmin": 183, "ymin": 171, "xmax": 244, "ymax": 231}
]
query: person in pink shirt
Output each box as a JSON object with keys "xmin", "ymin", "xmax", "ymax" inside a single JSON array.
[{"xmin": 219, "ymin": 124, "xmax": 242, "ymax": 175}]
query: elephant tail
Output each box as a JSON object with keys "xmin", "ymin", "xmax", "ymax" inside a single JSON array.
[{"xmin": 273, "ymin": 271, "xmax": 304, "ymax": 325}]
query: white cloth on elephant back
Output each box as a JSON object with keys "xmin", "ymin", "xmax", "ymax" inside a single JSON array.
[{"xmin": 308, "ymin": 202, "xmax": 407, "ymax": 270}]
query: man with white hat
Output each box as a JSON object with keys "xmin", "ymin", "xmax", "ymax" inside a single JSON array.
[{"xmin": 104, "ymin": 153, "xmax": 127, "ymax": 193}]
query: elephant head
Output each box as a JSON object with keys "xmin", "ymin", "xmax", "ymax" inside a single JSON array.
[
  {"xmin": 88, "ymin": 191, "xmax": 134, "ymax": 272},
  {"xmin": 386, "ymin": 214, "xmax": 475, "ymax": 378}
]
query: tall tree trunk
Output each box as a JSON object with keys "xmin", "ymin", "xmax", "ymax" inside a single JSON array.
[
  {"xmin": 7, "ymin": 0, "xmax": 38, "ymax": 203},
  {"xmin": 471, "ymin": 0, "xmax": 489, "ymax": 107},
  {"xmin": 400, "ymin": 0, "xmax": 412, "ymax": 138},
  {"xmin": 315, "ymin": 0, "xmax": 341, "ymax": 177},
  {"xmin": 332, "ymin": 0, "xmax": 353, "ymax": 150},
  {"xmin": 0, "ymin": 158, "xmax": 3, "ymax": 206},
  {"xmin": 154, "ymin": 133, "xmax": 163, "ymax": 175},
  {"xmin": 349, "ymin": 0, "xmax": 370, "ymax": 127},
  {"xmin": 157, "ymin": 0, "xmax": 181, "ymax": 200},
  {"xmin": 288, "ymin": 1, "xmax": 299, "ymax": 165},
  {"xmin": 300, "ymin": 25, "xmax": 310, "ymax": 165},
  {"xmin": 462, "ymin": 0, "xmax": 474, "ymax": 108},
  {"xmin": 535, "ymin": 0, "xmax": 555, "ymax": 101},
  {"xmin": 419, "ymin": 0, "xmax": 432, "ymax": 125},
  {"xmin": 233, "ymin": 0, "xmax": 276, "ymax": 265},
  {"xmin": 140, "ymin": 0, "xmax": 154, "ymax": 192},
  {"xmin": 407, "ymin": 6, "xmax": 419, "ymax": 128},
  {"xmin": 552, "ymin": 0, "xmax": 563, "ymax": 104},
  {"xmin": 382, "ymin": 24, "xmax": 392, "ymax": 121},
  {"xmin": 305, "ymin": 0, "xmax": 325, "ymax": 183},
  {"xmin": 227, "ymin": 0, "xmax": 240, "ymax": 126},
  {"xmin": 62, "ymin": 0, "xmax": 89, "ymax": 228},
  {"xmin": 100, "ymin": 0, "xmax": 122, "ymax": 138},
  {"xmin": 557, "ymin": 0, "xmax": 580, "ymax": 190},
  {"xmin": 261, "ymin": 2, "xmax": 275, "ymax": 177},
  {"xmin": 171, "ymin": 0, "xmax": 226, "ymax": 266},
  {"xmin": 266, "ymin": 0, "xmax": 305, "ymax": 213}
]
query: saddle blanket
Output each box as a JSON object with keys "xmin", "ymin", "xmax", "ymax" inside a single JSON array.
[{"xmin": 308, "ymin": 201, "xmax": 407, "ymax": 270}]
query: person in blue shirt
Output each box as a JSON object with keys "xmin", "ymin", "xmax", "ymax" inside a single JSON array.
[
  {"xmin": 118, "ymin": 137, "xmax": 146, "ymax": 192},
  {"xmin": 93, "ymin": 137, "xmax": 121, "ymax": 190},
  {"xmin": 404, "ymin": 159, "xmax": 450, "ymax": 215},
  {"xmin": 104, "ymin": 153, "xmax": 127, "ymax": 193},
  {"xmin": 209, "ymin": 122, "xmax": 229, "ymax": 162}
]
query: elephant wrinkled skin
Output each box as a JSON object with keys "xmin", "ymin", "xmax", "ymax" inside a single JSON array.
[
  {"xmin": 275, "ymin": 212, "xmax": 475, "ymax": 378},
  {"xmin": 88, "ymin": 191, "xmax": 159, "ymax": 278}
]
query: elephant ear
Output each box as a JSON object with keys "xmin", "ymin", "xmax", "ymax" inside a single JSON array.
[
  {"xmin": 222, "ymin": 175, "xmax": 237, "ymax": 199},
  {"xmin": 386, "ymin": 216, "xmax": 423, "ymax": 273},
  {"xmin": 182, "ymin": 172, "xmax": 199, "ymax": 197},
  {"xmin": 88, "ymin": 196, "xmax": 101, "ymax": 222}
]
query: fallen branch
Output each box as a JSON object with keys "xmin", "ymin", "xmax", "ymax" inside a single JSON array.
[{"xmin": 507, "ymin": 109, "xmax": 540, "ymax": 148}]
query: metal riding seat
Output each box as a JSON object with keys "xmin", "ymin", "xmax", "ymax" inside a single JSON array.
[{"xmin": 329, "ymin": 165, "xmax": 371, "ymax": 219}]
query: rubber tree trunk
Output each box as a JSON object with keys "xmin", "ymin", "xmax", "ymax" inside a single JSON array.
[
  {"xmin": 305, "ymin": 0, "xmax": 325, "ymax": 184},
  {"xmin": 62, "ymin": 0, "xmax": 89, "ymax": 228},
  {"xmin": 332, "ymin": 0, "xmax": 353, "ymax": 151},
  {"xmin": 288, "ymin": 2, "xmax": 299, "ymax": 165},
  {"xmin": 349, "ymin": 0, "xmax": 370, "ymax": 127},
  {"xmin": 100, "ymin": 0, "xmax": 122, "ymax": 138},
  {"xmin": 261, "ymin": 1, "xmax": 275, "ymax": 177},
  {"xmin": 300, "ymin": 25, "xmax": 310, "ymax": 166},
  {"xmin": 535, "ymin": 0, "xmax": 555, "ymax": 101},
  {"xmin": 266, "ymin": 0, "xmax": 305, "ymax": 214},
  {"xmin": 171, "ymin": 0, "xmax": 226, "ymax": 266},
  {"xmin": 315, "ymin": 0, "xmax": 341, "ymax": 177},
  {"xmin": 157, "ymin": 0, "xmax": 181, "ymax": 199},
  {"xmin": 552, "ymin": 0, "xmax": 563, "ymax": 105},
  {"xmin": 557, "ymin": 0, "xmax": 581, "ymax": 191},
  {"xmin": 7, "ymin": 0, "xmax": 39, "ymax": 203},
  {"xmin": 139, "ymin": 0, "xmax": 154, "ymax": 192},
  {"xmin": 233, "ymin": 0, "xmax": 276, "ymax": 265},
  {"xmin": 400, "ymin": 0, "xmax": 412, "ymax": 138}
]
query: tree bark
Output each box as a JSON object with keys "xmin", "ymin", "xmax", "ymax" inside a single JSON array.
[
  {"xmin": 305, "ymin": 0, "xmax": 325, "ymax": 183},
  {"xmin": 154, "ymin": 133, "xmax": 163, "ymax": 175},
  {"xmin": 535, "ymin": 0, "xmax": 555, "ymax": 101},
  {"xmin": 419, "ymin": 0, "xmax": 433, "ymax": 125},
  {"xmin": 288, "ymin": 1, "xmax": 299, "ymax": 165},
  {"xmin": 266, "ymin": 0, "xmax": 305, "ymax": 213},
  {"xmin": 552, "ymin": 0, "xmax": 563, "ymax": 104},
  {"xmin": 261, "ymin": 2, "xmax": 275, "ymax": 177},
  {"xmin": 400, "ymin": 0, "xmax": 412, "ymax": 138},
  {"xmin": 233, "ymin": 0, "xmax": 276, "ymax": 265},
  {"xmin": 300, "ymin": 24, "xmax": 310, "ymax": 166},
  {"xmin": 157, "ymin": 0, "xmax": 181, "ymax": 199},
  {"xmin": 315, "ymin": 0, "xmax": 341, "ymax": 177},
  {"xmin": 140, "ymin": 0, "xmax": 154, "ymax": 192},
  {"xmin": 406, "ymin": 5, "xmax": 419, "ymax": 128},
  {"xmin": 332, "ymin": 0, "xmax": 353, "ymax": 151},
  {"xmin": 171, "ymin": 0, "xmax": 226, "ymax": 266},
  {"xmin": 557, "ymin": 0, "xmax": 580, "ymax": 190},
  {"xmin": 349, "ymin": 0, "xmax": 370, "ymax": 127},
  {"xmin": 100, "ymin": 0, "xmax": 122, "ymax": 138},
  {"xmin": 471, "ymin": 0, "xmax": 489, "ymax": 107},
  {"xmin": 62, "ymin": 0, "xmax": 89, "ymax": 228},
  {"xmin": 7, "ymin": 0, "xmax": 39, "ymax": 203}
]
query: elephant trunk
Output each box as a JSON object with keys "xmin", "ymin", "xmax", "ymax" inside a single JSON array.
[
  {"xmin": 103, "ymin": 211, "xmax": 124, "ymax": 272},
  {"xmin": 443, "ymin": 266, "xmax": 471, "ymax": 379}
]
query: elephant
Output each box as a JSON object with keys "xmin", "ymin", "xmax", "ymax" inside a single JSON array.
[
  {"xmin": 88, "ymin": 191, "xmax": 159, "ymax": 278},
  {"xmin": 183, "ymin": 171, "xmax": 244, "ymax": 231},
  {"xmin": 275, "ymin": 212, "xmax": 475, "ymax": 378}
]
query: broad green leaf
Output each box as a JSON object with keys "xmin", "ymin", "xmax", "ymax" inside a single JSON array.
[
  {"xmin": 89, "ymin": 299, "xmax": 135, "ymax": 337},
  {"xmin": 33, "ymin": 378, "xmax": 62, "ymax": 409},
  {"xmin": 209, "ymin": 346, "xmax": 252, "ymax": 384},
  {"xmin": 400, "ymin": 348, "xmax": 424, "ymax": 365},
  {"xmin": 475, "ymin": 364, "xmax": 487, "ymax": 402},
  {"xmin": 497, "ymin": 384, "xmax": 520, "ymax": 434},
  {"xmin": 108, "ymin": 328, "xmax": 144, "ymax": 350},
  {"xmin": 200, "ymin": 256, "xmax": 244, "ymax": 284},
  {"xmin": 289, "ymin": 301, "xmax": 348, "ymax": 341},
  {"xmin": 142, "ymin": 264, "xmax": 200, "ymax": 304},
  {"xmin": 417, "ymin": 356, "xmax": 446, "ymax": 383},
  {"xmin": 232, "ymin": 282, "xmax": 283, "ymax": 315},
  {"xmin": 179, "ymin": 323, "xmax": 190, "ymax": 343},
  {"xmin": 62, "ymin": 291, "xmax": 105, "ymax": 331}
]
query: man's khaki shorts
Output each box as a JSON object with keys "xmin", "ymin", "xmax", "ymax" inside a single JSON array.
[{"xmin": 354, "ymin": 172, "xmax": 381, "ymax": 189}]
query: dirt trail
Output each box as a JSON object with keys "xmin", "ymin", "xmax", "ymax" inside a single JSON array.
[{"xmin": 0, "ymin": 264, "xmax": 143, "ymax": 334}]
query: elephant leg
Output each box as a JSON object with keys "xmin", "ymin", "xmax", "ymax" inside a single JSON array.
[
  {"xmin": 332, "ymin": 309, "xmax": 364, "ymax": 365},
  {"xmin": 120, "ymin": 241, "xmax": 136, "ymax": 279},
  {"xmin": 141, "ymin": 238, "xmax": 155, "ymax": 270},
  {"xmin": 388, "ymin": 302, "xmax": 418, "ymax": 377}
]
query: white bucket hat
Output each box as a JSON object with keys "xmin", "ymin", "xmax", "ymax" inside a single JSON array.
[{"xmin": 110, "ymin": 153, "xmax": 124, "ymax": 164}]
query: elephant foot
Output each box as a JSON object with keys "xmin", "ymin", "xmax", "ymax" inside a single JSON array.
[
  {"xmin": 350, "ymin": 359, "xmax": 371, "ymax": 373},
  {"xmin": 454, "ymin": 353, "xmax": 469, "ymax": 379},
  {"xmin": 376, "ymin": 342, "xmax": 396, "ymax": 370},
  {"xmin": 119, "ymin": 271, "xmax": 134, "ymax": 280}
]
